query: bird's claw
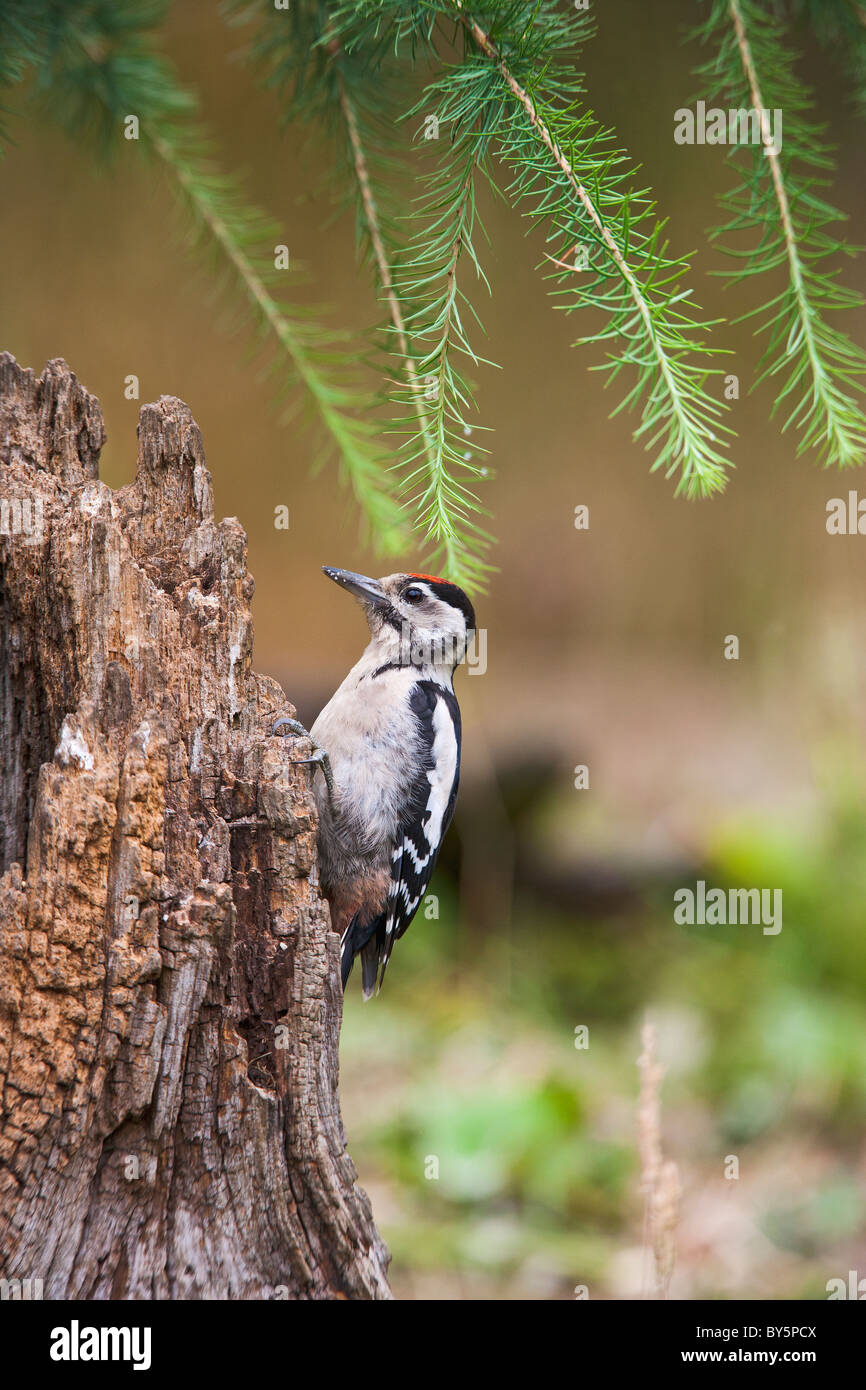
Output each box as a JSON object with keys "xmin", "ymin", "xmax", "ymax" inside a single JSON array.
[
  {"xmin": 272, "ymin": 715, "xmax": 335, "ymax": 807},
  {"xmin": 272, "ymin": 716, "xmax": 308, "ymax": 739},
  {"xmin": 294, "ymin": 748, "xmax": 336, "ymax": 803}
]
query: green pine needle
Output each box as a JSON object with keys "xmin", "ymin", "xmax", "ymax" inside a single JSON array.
[
  {"xmin": 237, "ymin": 0, "xmax": 495, "ymax": 589},
  {"xmin": 6, "ymin": 0, "xmax": 866, "ymax": 563},
  {"xmin": 695, "ymin": 0, "xmax": 866, "ymax": 468},
  {"xmin": 0, "ymin": 0, "xmax": 408, "ymax": 551},
  {"xmin": 342, "ymin": 0, "xmax": 734, "ymax": 500}
]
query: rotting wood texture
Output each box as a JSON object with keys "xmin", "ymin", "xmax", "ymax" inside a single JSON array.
[{"xmin": 0, "ymin": 353, "xmax": 390, "ymax": 1299}]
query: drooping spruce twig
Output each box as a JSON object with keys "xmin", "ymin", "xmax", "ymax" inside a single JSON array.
[
  {"xmin": 7, "ymin": 0, "xmax": 866, "ymax": 573},
  {"xmin": 325, "ymin": 0, "xmax": 734, "ymax": 500},
  {"xmin": 146, "ymin": 124, "xmax": 406, "ymax": 549},
  {"xmin": 333, "ymin": 47, "xmax": 494, "ymax": 588},
  {"xmin": 0, "ymin": 0, "xmax": 407, "ymax": 550},
  {"xmin": 386, "ymin": 96, "xmax": 497, "ymax": 588},
  {"xmin": 335, "ymin": 70, "xmax": 418, "ymax": 401},
  {"xmin": 458, "ymin": 6, "xmax": 732, "ymax": 498},
  {"xmin": 695, "ymin": 0, "xmax": 866, "ymax": 468},
  {"xmin": 238, "ymin": 2, "xmax": 495, "ymax": 587}
]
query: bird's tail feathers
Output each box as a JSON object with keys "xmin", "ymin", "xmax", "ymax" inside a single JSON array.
[
  {"xmin": 341, "ymin": 913, "xmax": 386, "ymax": 1000},
  {"xmin": 340, "ymin": 915, "xmax": 359, "ymax": 991},
  {"xmin": 360, "ymin": 939, "xmax": 380, "ymax": 1001}
]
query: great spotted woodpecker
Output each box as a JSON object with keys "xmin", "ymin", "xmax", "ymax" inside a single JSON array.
[{"xmin": 275, "ymin": 567, "xmax": 475, "ymax": 998}]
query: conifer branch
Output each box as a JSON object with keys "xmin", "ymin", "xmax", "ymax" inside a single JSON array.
[
  {"xmin": 446, "ymin": 4, "xmax": 732, "ymax": 498},
  {"xmin": 332, "ymin": 54, "xmax": 440, "ymax": 477},
  {"xmin": 7, "ymin": 0, "xmax": 866, "ymax": 567},
  {"xmin": 243, "ymin": 3, "xmax": 494, "ymax": 586},
  {"xmin": 146, "ymin": 124, "xmax": 406, "ymax": 548},
  {"xmin": 0, "ymin": 0, "xmax": 407, "ymax": 550},
  {"xmin": 696, "ymin": 0, "xmax": 866, "ymax": 467},
  {"xmin": 333, "ymin": 54, "xmax": 490, "ymax": 586},
  {"xmin": 461, "ymin": 11, "xmax": 729, "ymax": 497}
]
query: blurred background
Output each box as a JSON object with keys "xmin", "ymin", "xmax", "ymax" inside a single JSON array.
[{"xmin": 2, "ymin": 0, "xmax": 866, "ymax": 1299}]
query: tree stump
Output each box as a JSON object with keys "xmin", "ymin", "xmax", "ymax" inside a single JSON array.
[{"xmin": 0, "ymin": 354, "xmax": 390, "ymax": 1299}]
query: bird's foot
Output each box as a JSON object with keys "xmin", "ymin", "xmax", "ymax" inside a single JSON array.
[
  {"xmin": 294, "ymin": 746, "xmax": 336, "ymax": 803},
  {"xmin": 272, "ymin": 716, "xmax": 308, "ymax": 739},
  {"xmin": 272, "ymin": 715, "xmax": 335, "ymax": 806}
]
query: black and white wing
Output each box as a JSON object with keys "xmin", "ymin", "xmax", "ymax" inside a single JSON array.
[{"xmin": 384, "ymin": 679, "xmax": 461, "ymax": 944}]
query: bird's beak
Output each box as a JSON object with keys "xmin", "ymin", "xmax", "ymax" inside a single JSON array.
[{"xmin": 322, "ymin": 567, "xmax": 387, "ymax": 607}]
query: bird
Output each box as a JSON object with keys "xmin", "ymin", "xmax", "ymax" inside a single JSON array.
[{"xmin": 274, "ymin": 566, "xmax": 475, "ymax": 998}]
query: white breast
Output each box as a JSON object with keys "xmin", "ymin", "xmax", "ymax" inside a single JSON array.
[{"xmin": 311, "ymin": 662, "xmax": 427, "ymax": 846}]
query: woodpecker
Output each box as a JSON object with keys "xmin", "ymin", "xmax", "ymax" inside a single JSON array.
[{"xmin": 275, "ymin": 566, "xmax": 475, "ymax": 998}]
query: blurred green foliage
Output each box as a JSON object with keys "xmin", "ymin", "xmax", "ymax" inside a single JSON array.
[{"xmin": 340, "ymin": 755, "xmax": 866, "ymax": 1298}]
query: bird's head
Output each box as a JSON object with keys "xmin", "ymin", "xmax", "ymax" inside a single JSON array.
[{"xmin": 323, "ymin": 567, "xmax": 476, "ymax": 673}]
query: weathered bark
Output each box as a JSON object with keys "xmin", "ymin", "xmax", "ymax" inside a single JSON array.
[{"xmin": 0, "ymin": 354, "xmax": 390, "ymax": 1299}]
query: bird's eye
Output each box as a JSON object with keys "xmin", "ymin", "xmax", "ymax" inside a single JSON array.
[{"xmin": 404, "ymin": 586, "xmax": 424, "ymax": 604}]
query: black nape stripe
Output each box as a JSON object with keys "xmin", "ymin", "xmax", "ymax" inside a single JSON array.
[{"xmin": 425, "ymin": 580, "xmax": 476, "ymax": 632}]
